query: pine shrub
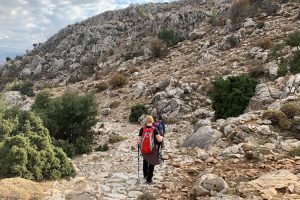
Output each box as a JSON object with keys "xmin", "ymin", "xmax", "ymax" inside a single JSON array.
[
  {"xmin": 210, "ymin": 74, "xmax": 258, "ymax": 119},
  {"xmin": 32, "ymin": 91, "xmax": 98, "ymax": 155},
  {"xmin": 0, "ymin": 110, "xmax": 75, "ymax": 180},
  {"xmin": 129, "ymin": 104, "xmax": 148, "ymax": 123}
]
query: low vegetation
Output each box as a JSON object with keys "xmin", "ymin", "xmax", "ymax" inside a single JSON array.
[
  {"xmin": 158, "ymin": 29, "xmax": 184, "ymax": 47},
  {"xmin": 32, "ymin": 90, "xmax": 98, "ymax": 156},
  {"xmin": 108, "ymin": 135, "xmax": 127, "ymax": 144},
  {"xmin": 95, "ymin": 82, "xmax": 108, "ymax": 92},
  {"xmin": 129, "ymin": 104, "xmax": 148, "ymax": 123},
  {"xmin": 263, "ymin": 110, "xmax": 291, "ymax": 130},
  {"xmin": 0, "ymin": 106, "xmax": 75, "ymax": 180},
  {"xmin": 5, "ymin": 80, "xmax": 35, "ymax": 97},
  {"xmin": 96, "ymin": 144, "xmax": 109, "ymax": 152},
  {"xmin": 210, "ymin": 74, "xmax": 258, "ymax": 119},
  {"xmin": 109, "ymin": 73, "xmax": 128, "ymax": 89}
]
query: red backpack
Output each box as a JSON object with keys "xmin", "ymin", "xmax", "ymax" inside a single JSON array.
[{"xmin": 141, "ymin": 127, "xmax": 155, "ymax": 154}]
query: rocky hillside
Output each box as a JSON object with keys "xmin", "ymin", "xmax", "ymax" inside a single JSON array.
[{"xmin": 1, "ymin": 0, "xmax": 300, "ymax": 199}]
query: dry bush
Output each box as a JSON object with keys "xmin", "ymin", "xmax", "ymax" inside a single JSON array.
[
  {"xmin": 108, "ymin": 135, "xmax": 126, "ymax": 143},
  {"xmin": 263, "ymin": 110, "xmax": 291, "ymax": 130},
  {"xmin": 109, "ymin": 73, "xmax": 128, "ymax": 89},
  {"xmin": 257, "ymin": 37, "xmax": 273, "ymax": 49},
  {"xmin": 248, "ymin": 66, "xmax": 266, "ymax": 78},
  {"xmin": 280, "ymin": 102, "xmax": 300, "ymax": 119},
  {"xmin": 229, "ymin": 0, "xmax": 250, "ymax": 25},
  {"xmin": 129, "ymin": 66, "xmax": 139, "ymax": 74},
  {"xmin": 95, "ymin": 82, "xmax": 108, "ymax": 92},
  {"xmin": 109, "ymin": 101, "xmax": 120, "ymax": 109},
  {"xmin": 150, "ymin": 38, "xmax": 165, "ymax": 58}
]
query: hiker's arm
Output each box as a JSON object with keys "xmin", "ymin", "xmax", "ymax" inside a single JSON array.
[
  {"xmin": 137, "ymin": 128, "xmax": 143, "ymax": 145},
  {"xmin": 156, "ymin": 134, "xmax": 163, "ymax": 142},
  {"xmin": 137, "ymin": 136, "xmax": 141, "ymax": 145}
]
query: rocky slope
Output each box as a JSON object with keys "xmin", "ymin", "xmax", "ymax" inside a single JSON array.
[{"xmin": 1, "ymin": 0, "xmax": 300, "ymax": 199}]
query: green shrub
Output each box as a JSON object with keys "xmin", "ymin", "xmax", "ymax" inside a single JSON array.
[
  {"xmin": 286, "ymin": 31, "xmax": 300, "ymax": 48},
  {"xmin": 19, "ymin": 81, "xmax": 35, "ymax": 97},
  {"xmin": 32, "ymin": 91, "xmax": 98, "ymax": 155},
  {"xmin": 124, "ymin": 52, "xmax": 136, "ymax": 61},
  {"xmin": 289, "ymin": 147, "xmax": 300, "ymax": 157},
  {"xmin": 277, "ymin": 59, "xmax": 288, "ymax": 77},
  {"xmin": 271, "ymin": 43, "xmax": 284, "ymax": 58},
  {"xmin": 95, "ymin": 82, "xmax": 108, "ymax": 92},
  {"xmin": 74, "ymin": 137, "xmax": 92, "ymax": 154},
  {"xmin": 96, "ymin": 144, "xmax": 109, "ymax": 152},
  {"xmin": 263, "ymin": 110, "xmax": 291, "ymax": 130},
  {"xmin": 158, "ymin": 30, "xmax": 184, "ymax": 47},
  {"xmin": 290, "ymin": 52, "xmax": 300, "ymax": 74},
  {"xmin": 109, "ymin": 73, "xmax": 128, "ymax": 89},
  {"xmin": 0, "ymin": 110, "xmax": 75, "ymax": 180},
  {"xmin": 280, "ymin": 102, "xmax": 300, "ymax": 119},
  {"xmin": 52, "ymin": 139, "xmax": 75, "ymax": 158},
  {"xmin": 108, "ymin": 135, "xmax": 127, "ymax": 144},
  {"xmin": 129, "ymin": 104, "xmax": 148, "ymax": 123},
  {"xmin": 210, "ymin": 74, "xmax": 258, "ymax": 119},
  {"xmin": 150, "ymin": 38, "xmax": 165, "ymax": 58},
  {"xmin": 208, "ymin": 14, "xmax": 226, "ymax": 26},
  {"xmin": 5, "ymin": 80, "xmax": 35, "ymax": 97}
]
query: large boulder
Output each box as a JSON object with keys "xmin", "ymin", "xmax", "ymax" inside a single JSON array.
[
  {"xmin": 3, "ymin": 91, "xmax": 34, "ymax": 111},
  {"xmin": 192, "ymin": 173, "xmax": 229, "ymax": 197},
  {"xmin": 237, "ymin": 170, "xmax": 300, "ymax": 199},
  {"xmin": 183, "ymin": 126, "xmax": 222, "ymax": 150},
  {"xmin": 246, "ymin": 83, "xmax": 274, "ymax": 111},
  {"xmin": 132, "ymin": 81, "xmax": 145, "ymax": 99}
]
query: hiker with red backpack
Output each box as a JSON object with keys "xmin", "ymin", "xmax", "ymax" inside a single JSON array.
[{"xmin": 137, "ymin": 115, "xmax": 163, "ymax": 184}]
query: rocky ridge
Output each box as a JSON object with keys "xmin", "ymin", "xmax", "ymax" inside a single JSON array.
[{"xmin": 1, "ymin": 0, "xmax": 300, "ymax": 199}]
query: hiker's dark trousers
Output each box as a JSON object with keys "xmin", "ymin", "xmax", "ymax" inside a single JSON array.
[{"xmin": 143, "ymin": 159, "xmax": 154, "ymax": 182}]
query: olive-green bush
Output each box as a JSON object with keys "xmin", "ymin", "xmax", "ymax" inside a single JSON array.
[
  {"xmin": 210, "ymin": 74, "xmax": 258, "ymax": 119},
  {"xmin": 290, "ymin": 52, "xmax": 300, "ymax": 74},
  {"xmin": 263, "ymin": 110, "xmax": 291, "ymax": 130},
  {"xmin": 0, "ymin": 110, "xmax": 75, "ymax": 180},
  {"xmin": 280, "ymin": 102, "xmax": 300, "ymax": 119},
  {"xmin": 109, "ymin": 73, "xmax": 128, "ymax": 89},
  {"xmin": 129, "ymin": 104, "xmax": 148, "ymax": 123},
  {"xmin": 32, "ymin": 91, "xmax": 98, "ymax": 155},
  {"xmin": 158, "ymin": 30, "xmax": 184, "ymax": 47},
  {"xmin": 5, "ymin": 80, "xmax": 35, "ymax": 97}
]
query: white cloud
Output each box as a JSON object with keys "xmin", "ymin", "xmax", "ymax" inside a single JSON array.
[{"xmin": 0, "ymin": 0, "xmax": 175, "ymax": 60}]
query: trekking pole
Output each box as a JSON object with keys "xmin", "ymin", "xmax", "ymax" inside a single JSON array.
[{"xmin": 137, "ymin": 144, "xmax": 140, "ymax": 183}]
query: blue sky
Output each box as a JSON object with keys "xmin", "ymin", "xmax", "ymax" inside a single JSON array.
[{"xmin": 0, "ymin": 0, "xmax": 175, "ymax": 63}]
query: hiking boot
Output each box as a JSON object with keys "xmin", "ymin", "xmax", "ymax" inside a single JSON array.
[{"xmin": 146, "ymin": 179, "xmax": 152, "ymax": 185}]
